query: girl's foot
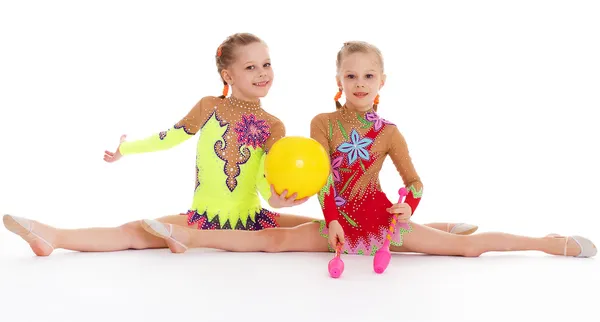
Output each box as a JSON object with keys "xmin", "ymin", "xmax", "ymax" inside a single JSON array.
[
  {"xmin": 546, "ymin": 233, "xmax": 596, "ymax": 257},
  {"xmin": 3, "ymin": 214, "xmax": 55, "ymax": 256},
  {"xmin": 140, "ymin": 219, "xmax": 189, "ymax": 253},
  {"xmin": 447, "ymin": 223, "xmax": 478, "ymax": 235}
]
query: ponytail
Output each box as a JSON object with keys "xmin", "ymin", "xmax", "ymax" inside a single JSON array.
[
  {"xmin": 219, "ymin": 81, "xmax": 229, "ymax": 99},
  {"xmin": 334, "ymin": 88, "xmax": 342, "ymax": 109}
]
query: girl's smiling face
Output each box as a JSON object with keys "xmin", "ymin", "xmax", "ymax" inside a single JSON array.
[
  {"xmin": 221, "ymin": 42, "xmax": 274, "ymax": 101},
  {"xmin": 337, "ymin": 51, "xmax": 386, "ymax": 111}
]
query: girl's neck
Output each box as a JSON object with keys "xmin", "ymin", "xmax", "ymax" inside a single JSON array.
[
  {"xmin": 227, "ymin": 93, "xmax": 261, "ymax": 110},
  {"xmin": 230, "ymin": 90, "xmax": 261, "ymax": 104},
  {"xmin": 344, "ymin": 101, "xmax": 373, "ymax": 113},
  {"xmin": 338, "ymin": 102, "xmax": 376, "ymax": 126}
]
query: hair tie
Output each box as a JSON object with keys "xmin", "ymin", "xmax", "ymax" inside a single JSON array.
[
  {"xmin": 222, "ymin": 83, "xmax": 229, "ymax": 97},
  {"xmin": 334, "ymin": 88, "xmax": 342, "ymax": 101}
]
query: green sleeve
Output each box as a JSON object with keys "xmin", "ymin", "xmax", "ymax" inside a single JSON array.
[
  {"xmin": 118, "ymin": 99, "xmax": 207, "ymax": 156},
  {"xmin": 119, "ymin": 126, "xmax": 195, "ymax": 155}
]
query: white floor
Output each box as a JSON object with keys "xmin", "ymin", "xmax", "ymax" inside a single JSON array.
[{"xmin": 1, "ymin": 234, "xmax": 598, "ymax": 322}]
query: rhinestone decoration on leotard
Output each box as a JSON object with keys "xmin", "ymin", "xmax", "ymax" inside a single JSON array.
[
  {"xmin": 365, "ymin": 111, "xmax": 394, "ymax": 131},
  {"xmin": 197, "ymin": 98, "xmax": 276, "ymax": 192},
  {"xmin": 126, "ymin": 95, "xmax": 286, "ymax": 231},
  {"xmin": 184, "ymin": 208, "xmax": 279, "ymax": 230},
  {"xmin": 226, "ymin": 95, "xmax": 261, "ymax": 110},
  {"xmin": 195, "ymin": 163, "xmax": 200, "ymax": 191},
  {"xmin": 311, "ymin": 105, "xmax": 423, "ymax": 255},
  {"xmin": 339, "ymin": 105, "xmax": 371, "ymax": 127},
  {"xmin": 234, "ymin": 114, "xmax": 271, "ymax": 149},
  {"xmin": 207, "ymin": 109, "xmax": 253, "ymax": 192}
]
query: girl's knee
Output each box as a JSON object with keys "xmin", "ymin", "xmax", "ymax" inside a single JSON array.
[
  {"xmin": 461, "ymin": 237, "xmax": 483, "ymax": 257},
  {"xmin": 119, "ymin": 221, "xmax": 149, "ymax": 249},
  {"xmin": 258, "ymin": 228, "xmax": 290, "ymax": 253}
]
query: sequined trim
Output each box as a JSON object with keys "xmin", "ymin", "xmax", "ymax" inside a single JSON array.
[
  {"xmin": 206, "ymin": 110, "xmax": 253, "ymax": 192},
  {"xmin": 184, "ymin": 208, "xmax": 280, "ymax": 230},
  {"xmin": 338, "ymin": 105, "xmax": 375, "ymax": 127},
  {"xmin": 174, "ymin": 123, "xmax": 196, "ymax": 135},
  {"xmin": 318, "ymin": 173, "xmax": 335, "ymax": 208},
  {"xmin": 336, "ymin": 105, "xmax": 395, "ymax": 133},
  {"xmin": 316, "ymin": 219, "xmax": 413, "ymax": 255},
  {"xmin": 407, "ymin": 184, "xmax": 423, "ymax": 198},
  {"xmin": 195, "ymin": 162, "xmax": 200, "ymax": 191},
  {"xmin": 226, "ymin": 95, "xmax": 261, "ymax": 110}
]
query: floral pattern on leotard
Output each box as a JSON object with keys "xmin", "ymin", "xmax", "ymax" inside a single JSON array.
[
  {"xmin": 311, "ymin": 105, "xmax": 423, "ymax": 255},
  {"xmin": 234, "ymin": 114, "xmax": 271, "ymax": 149}
]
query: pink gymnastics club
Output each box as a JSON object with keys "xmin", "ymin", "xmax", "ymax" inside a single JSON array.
[
  {"xmin": 373, "ymin": 187, "xmax": 408, "ymax": 274},
  {"xmin": 328, "ymin": 242, "xmax": 344, "ymax": 278}
]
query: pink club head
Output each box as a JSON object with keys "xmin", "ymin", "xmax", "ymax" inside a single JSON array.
[
  {"xmin": 398, "ymin": 187, "xmax": 408, "ymax": 199},
  {"xmin": 373, "ymin": 249, "xmax": 391, "ymax": 274},
  {"xmin": 328, "ymin": 257, "xmax": 344, "ymax": 278}
]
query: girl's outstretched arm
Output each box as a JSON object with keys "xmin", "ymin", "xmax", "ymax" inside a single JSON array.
[
  {"xmin": 117, "ymin": 96, "xmax": 211, "ymax": 156},
  {"xmin": 387, "ymin": 125, "xmax": 423, "ymax": 215}
]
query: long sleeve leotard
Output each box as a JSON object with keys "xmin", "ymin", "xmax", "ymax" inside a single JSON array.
[
  {"xmin": 310, "ymin": 105, "xmax": 423, "ymax": 255},
  {"xmin": 119, "ymin": 95, "xmax": 284, "ymax": 230}
]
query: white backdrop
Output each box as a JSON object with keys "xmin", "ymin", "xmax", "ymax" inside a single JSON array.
[
  {"xmin": 0, "ymin": 1, "xmax": 599, "ymax": 321},
  {"xmin": 1, "ymin": 0, "xmax": 598, "ymax": 236}
]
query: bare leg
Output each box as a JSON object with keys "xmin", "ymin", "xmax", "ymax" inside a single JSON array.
[
  {"xmin": 2, "ymin": 213, "xmax": 189, "ymax": 256},
  {"xmin": 276, "ymin": 212, "xmax": 478, "ymax": 235},
  {"xmin": 391, "ymin": 222, "xmax": 595, "ymax": 257},
  {"xmin": 423, "ymin": 222, "xmax": 478, "ymax": 235},
  {"xmin": 141, "ymin": 220, "xmax": 329, "ymax": 254},
  {"xmin": 277, "ymin": 213, "xmax": 478, "ymax": 235},
  {"xmin": 48, "ymin": 212, "xmax": 315, "ymax": 252},
  {"xmin": 275, "ymin": 213, "xmax": 316, "ymax": 228}
]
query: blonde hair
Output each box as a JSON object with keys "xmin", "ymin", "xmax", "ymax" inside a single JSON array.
[
  {"xmin": 215, "ymin": 33, "xmax": 266, "ymax": 98},
  {"xmin": 334, "ymin": 41, "xmax": 384, "ymax": 110}
]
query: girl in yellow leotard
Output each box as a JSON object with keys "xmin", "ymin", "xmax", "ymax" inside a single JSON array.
[{"xmin": 2, "ymin": 33, "xmax": 313, "ymax": 256}]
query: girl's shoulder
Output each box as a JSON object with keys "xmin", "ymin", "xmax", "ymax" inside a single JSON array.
[
  {"xmin": 197, "ymin": 95, "xmax": 222, "ymax": 109},
  {"xmin": 310, "ymin": 111, "xmax": 337, "ymax": 125},
  {"xmin": 257, "ymin": 108, "xmax": 284, "ymax": 129}
]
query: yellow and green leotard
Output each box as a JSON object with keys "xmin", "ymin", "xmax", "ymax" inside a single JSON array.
[{"xmin": 119, "ymin": 95, "xmax": 285, "ymax": 230}]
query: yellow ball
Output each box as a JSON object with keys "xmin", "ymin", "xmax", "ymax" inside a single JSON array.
[{"xmin": 265, "ymin": 136, "xmax": 331, "ymax": 200}]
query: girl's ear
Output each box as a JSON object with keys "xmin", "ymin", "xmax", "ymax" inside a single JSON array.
[
  {"xmin": 221, "ymin": 69, "xmax": 234, "ymax": 85},
  {"xmin": 380, "ymin": 74, "xmax": 387, "ymax": 89}
]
